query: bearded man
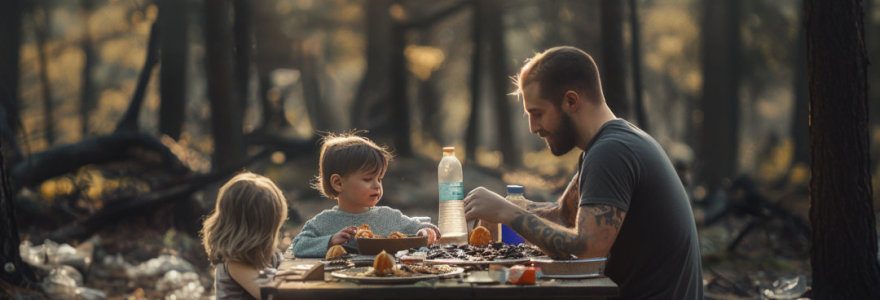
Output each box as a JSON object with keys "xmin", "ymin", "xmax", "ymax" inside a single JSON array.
[{"xmin": 464, "ymin": 46, "xmax": 703, "ymax": 300}]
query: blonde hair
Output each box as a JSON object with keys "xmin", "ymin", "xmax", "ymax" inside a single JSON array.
[
  {"xmin": 312, "ymin": 133, "xmax": 392, "ymax": 199},
  {"xmin": 201, "ymin": 172, "xmax": 288, "ymax": 268}
]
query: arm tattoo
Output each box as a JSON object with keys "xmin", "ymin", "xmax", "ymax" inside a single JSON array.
[
  {"xmin": 528, "ymin": 201, "xmax": 560, "ymax": 222},
  {"xmin": 509, "ymin": 204, "xmax": 625, "ymax": 259},
  {"xmin": 526, "ymin": 176, "xmax": 580, "ymax": 227},
  {"xmin": 509, "ymin": 213, "xmax": 587, "ymax": 258},
  {"xmin": 559, "ymin": 176, "xmax": 580, "ymax": 227},
  {"xmin": 582, "ymin": 205, "xmax": 624, "ymax": 231}
]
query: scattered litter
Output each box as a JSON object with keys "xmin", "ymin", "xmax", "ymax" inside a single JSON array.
[
  {"xmin": 760, "ymin": 275, "xmax": 808, "ymax": 299},
  {"xmin": 126, "ymin": 254, "xmax": 195, "ymax": 278},
  {"xmin": 41, "ymin": 265, "xmax": 81, "ymax": 299}
]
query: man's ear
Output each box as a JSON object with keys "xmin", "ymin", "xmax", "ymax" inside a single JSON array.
[
  {"xmin": 330, "ymin": 174, "xmax": 343, "ymax": 193},
  {"xmin": 561, "ymin": 90, "xmax": 580, "ymax": 113}
]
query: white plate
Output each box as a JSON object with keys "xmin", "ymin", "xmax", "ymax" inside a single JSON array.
[
  {"xmin": 331, "ymin": 266, "xmax": 464, "ymax": 284},
  {"xmin": 424, "ymin": 257, "xmax": 530, "ymax": 266},
  {"xmin": 539, "ymin": 272, "xmax": 602, "ymax": 279}
]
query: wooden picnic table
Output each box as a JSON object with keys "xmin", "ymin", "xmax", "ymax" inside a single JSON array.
[{"xmin": 261, "ymin": 258, "xmax": 618, "ymax": 300}]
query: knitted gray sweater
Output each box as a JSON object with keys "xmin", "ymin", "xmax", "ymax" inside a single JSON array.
[{"xmin": 290, "ymin": 206, "xmax": 430, "ymax": 258}]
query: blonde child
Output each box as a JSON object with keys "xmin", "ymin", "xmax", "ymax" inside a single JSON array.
[
  {"xmin": 290, "ymin": 133, "xmax": 440, "ymax": 258},
  {"xmin": 201, "ymin": 172, "xmax": 288, "ymax": 299}
]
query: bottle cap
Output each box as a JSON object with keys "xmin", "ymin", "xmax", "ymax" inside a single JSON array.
[
  {"xmin": 442, "ymin": 146, "xmax": 455, "ymax": 153},
  {"xmin": 506, "ymin": 185, "xmax": 524, "ymax": 194}
]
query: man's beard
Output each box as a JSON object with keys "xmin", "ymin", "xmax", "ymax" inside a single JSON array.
[{"xmin": 547, "ymin": 113, "xmax": 577, "ymax": 156}]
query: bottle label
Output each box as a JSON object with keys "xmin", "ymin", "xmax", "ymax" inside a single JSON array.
[{"xmin": 439, "ymin": 182, "xmax": 464, "ymax": 201}]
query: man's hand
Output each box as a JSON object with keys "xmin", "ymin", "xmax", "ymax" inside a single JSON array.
[
  {"xmin": 329, "ymin": 226, "xmax": 357, "ymax": 246},
  {"xmin": 464, "ymin": 187, "xmax": 524, "ymax": 224}
]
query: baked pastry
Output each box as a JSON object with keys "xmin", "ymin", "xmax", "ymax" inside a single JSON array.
[
  {"xmin": 386, "ymin": 232, "xmax": 407, "ymax": 239},
  {"xmin": 325, "ymin": 244, "xmax": 347, "ymax": 260},
  {"xmin": 469, "ymin": 225, "xmax": 492, "ymax": 246},
  {"xmin": 372, "ymin": 250, "xmax": 396, "ymax": 276},
  {"xmin": 356, "ymin": 224, "xmax": 378, "ymax": 238}
]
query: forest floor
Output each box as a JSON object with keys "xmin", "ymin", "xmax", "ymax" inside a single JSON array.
[{"xmin": 4, "ymin": 154, "xmax": 872, "ymax": 300}]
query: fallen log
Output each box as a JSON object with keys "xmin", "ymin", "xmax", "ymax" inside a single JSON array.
[
  {"xmin": 11, "ymin": 132, "xmax": 189, "ymax": 190},
  {"xmin": 48, "ymin": 149, "xmax": 271, "ymax": 242}
]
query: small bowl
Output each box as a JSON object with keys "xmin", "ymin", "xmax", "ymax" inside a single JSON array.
[
  {"xmin": 530, "ymin": 257, "xmax": 606, "ymax": 276},
  {"xmin": 356, "ymin": 236, "xmax": 428, "ymax": 255}
]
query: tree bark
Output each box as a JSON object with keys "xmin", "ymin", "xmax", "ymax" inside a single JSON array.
[
  {"xmin": 205, "ymin": 0, "xmax": 245, "ymax": 171},
  {"xmin": 465, "ymin": 0, "xmax": 483, "ymax": 164},
  {"xmin": 485, "ymin": 0, "xmax": 520, "ymax": 167},
  {"xmin": 34, "ymin": 0, "xmax": 56, "ymax": 145},
  {"xmin": 1, "ymin": 139, "xmax": 38, "ymax": 288},
  {"xmin": 116, "ymin": 20, "xmax": 160, "ymax": 133},
  {"xmin": 298, "ymin": 44, "xmax": 336, "ymax": 133},
  {"xmin": 628, "ymin": 0, "xmax": 648, "ymax": 132},
  {"xmin": 158, "ymin": 0, "xmax": 188, "ymax": 140},
  {"xmin": 253, "ymin": 0, "xmax": 294, "ymax": 132},
  {"xmin": 699, "ymin": 0, "xmax": 741, "ymax": 193},
  {"xmin": 0, "ymin": 0, "xmax": 23, "ymax": 161},
  {"xmin": 351, "ymin": 0, "xmax": 393, "ymax": 131},
  {"xmin": 233, "ymin": 0, "xmax": 253, "ymax": 114},
  {"xmin": 80, "ymin": 0, "xmax": 96, "ymax": 138},
  {"xmin": 805, "ymin": 0, "xmax": 880, "ymax": 298},
  {"xmin": 388, "ymin": 23, "xmax": 412, "ymax": 156},
  {"xmin": 599, "ymin": 0, "xmax": 631, "ymax": 121},
  {"xmin": 792, "ymin": 20, "xmax": 809, "ymax": 166}
]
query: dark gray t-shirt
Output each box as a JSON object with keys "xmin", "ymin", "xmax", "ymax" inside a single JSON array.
[{"xmin": 578, "ymin": 119, "xmax": 703, "ymax": 300}]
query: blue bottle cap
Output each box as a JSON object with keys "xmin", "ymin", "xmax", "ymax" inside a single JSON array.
[{"xmin": 506, "ymin": 185, "xmax": 524, "ymax": 194}]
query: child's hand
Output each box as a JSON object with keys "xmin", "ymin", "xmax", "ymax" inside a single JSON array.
[
  {"xmin": 417, "ymin": 226, "xmax": 441, "ymax": 244},
  {"xmin": 330, "ymin": 226, "xmax": 358, "ymax": 246}
]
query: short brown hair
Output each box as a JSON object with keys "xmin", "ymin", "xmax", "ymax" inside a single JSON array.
[
  {"xmin": 313, "ymin": 133, "xmax": 392, "ymax": 199},
  {"xmin": 514, "ymin": 46, "xmax": 604, "ymax": 105},
  {"xmin": 201, "ymin": 172, "xmax": 288, "ymax": 268}
]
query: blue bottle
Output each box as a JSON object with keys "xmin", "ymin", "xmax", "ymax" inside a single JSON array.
[{"xmin": 501, "ymin": 185, "xmax": 526, "ymax": 245}]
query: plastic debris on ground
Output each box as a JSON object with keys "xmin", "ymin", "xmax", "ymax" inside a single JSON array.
[
  {"xmin": 126, "ymin": 254, "xmax": 196, "ymax": 278},
  {"xmin": 155, "ymin": 270, "xmax": 205, "ymax": 300},
  {"xmin": 760, "ymin": 275, "xmax": 808, "ymax": 299},
  {"xmin": 20, "ymin": 239, "xmax": 94, "ymax": 271}
]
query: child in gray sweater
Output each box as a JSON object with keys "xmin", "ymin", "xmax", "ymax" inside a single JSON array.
[{"xmin": 290, "ymin": 133, "xmax": 440, "ymax": 258}]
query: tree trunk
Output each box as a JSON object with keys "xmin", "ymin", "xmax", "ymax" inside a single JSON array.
[
  {"xmin": 465, "ymin": 0, "xmax": 483, "ymax": 163},
  {"xmin": 116, "ymin": 20, "xmax": 160, "ymax": 133},
  {"xmin": 417, "ymin": 31, "xmax": 443, "ymax": 145},
  {"xmin": 1, "ymin": 140, "xmax": 37, "ymax": 288},
  {"xmin": 233, "ymin": 0, "xmax": 253, "ymax": 114},
  {"xmin": 80, "ymin": 0, "xmax": 96, "ymax": 138},
  {"xmin": 205, "ymin": 0, "xmax": 245, "ymax": 171},
  {"xmin": 792, "ymin": 20, "xmax": 809, "ymax": 166},
  {"xmin": 252, "ymin": 0, "xmax": 293, "ymax": 133},
  {"xmin": 0, "ymin": 0, "xmax": 23, "ymax": 161},
  {"xmin": 805, "ymin": 0, "xmax": 880, "ymax": 298},
  {"xmin": 388, "ymin": 23, "xmax": 412, "ymax": 156},
  {"xmin": 485, "ymin": 0, "xmax": 520, "ymax": 167},
  {"xmin": 34, "ymin": 1, "xmax": 55, "ymax": 145},
  {"xmin": 628, "ymin": 0, "xmax": 648, "ymax": 132},
  {"xmin": 158, "ymin": 0, "xmax": 188, "ymax": 140},
  {"xmin": 599, "ymin": 0, "xmax": 631, "ymax": 121},
  {"xmin": 298, "ymin": 46, "xmax": 335, "ymax": 133},
  {"xmin": 699, "ymin": 0, "xmax": 741, "ymax": 193},
  {"xmin": 351, "ymin": 0, "xmax": 393, "ymax": 131}
]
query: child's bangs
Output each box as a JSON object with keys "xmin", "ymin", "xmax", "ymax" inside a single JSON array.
[{"xmin": 357, "ymin": 148, "xmax": 388, "ymax": 175}]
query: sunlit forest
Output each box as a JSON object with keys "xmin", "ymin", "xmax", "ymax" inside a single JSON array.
[{"xmin": 1, "ymin": 0, "xmax": 879, "ymax": 299}]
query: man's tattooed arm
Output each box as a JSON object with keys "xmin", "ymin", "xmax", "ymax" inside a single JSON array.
[
  {"xmin": 526, "ymin": 176, "xmax": 580, "ymax": 227},
  {"xmin": 509, "ymin": 204, "xmax": 625, "ymax": 259}
]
